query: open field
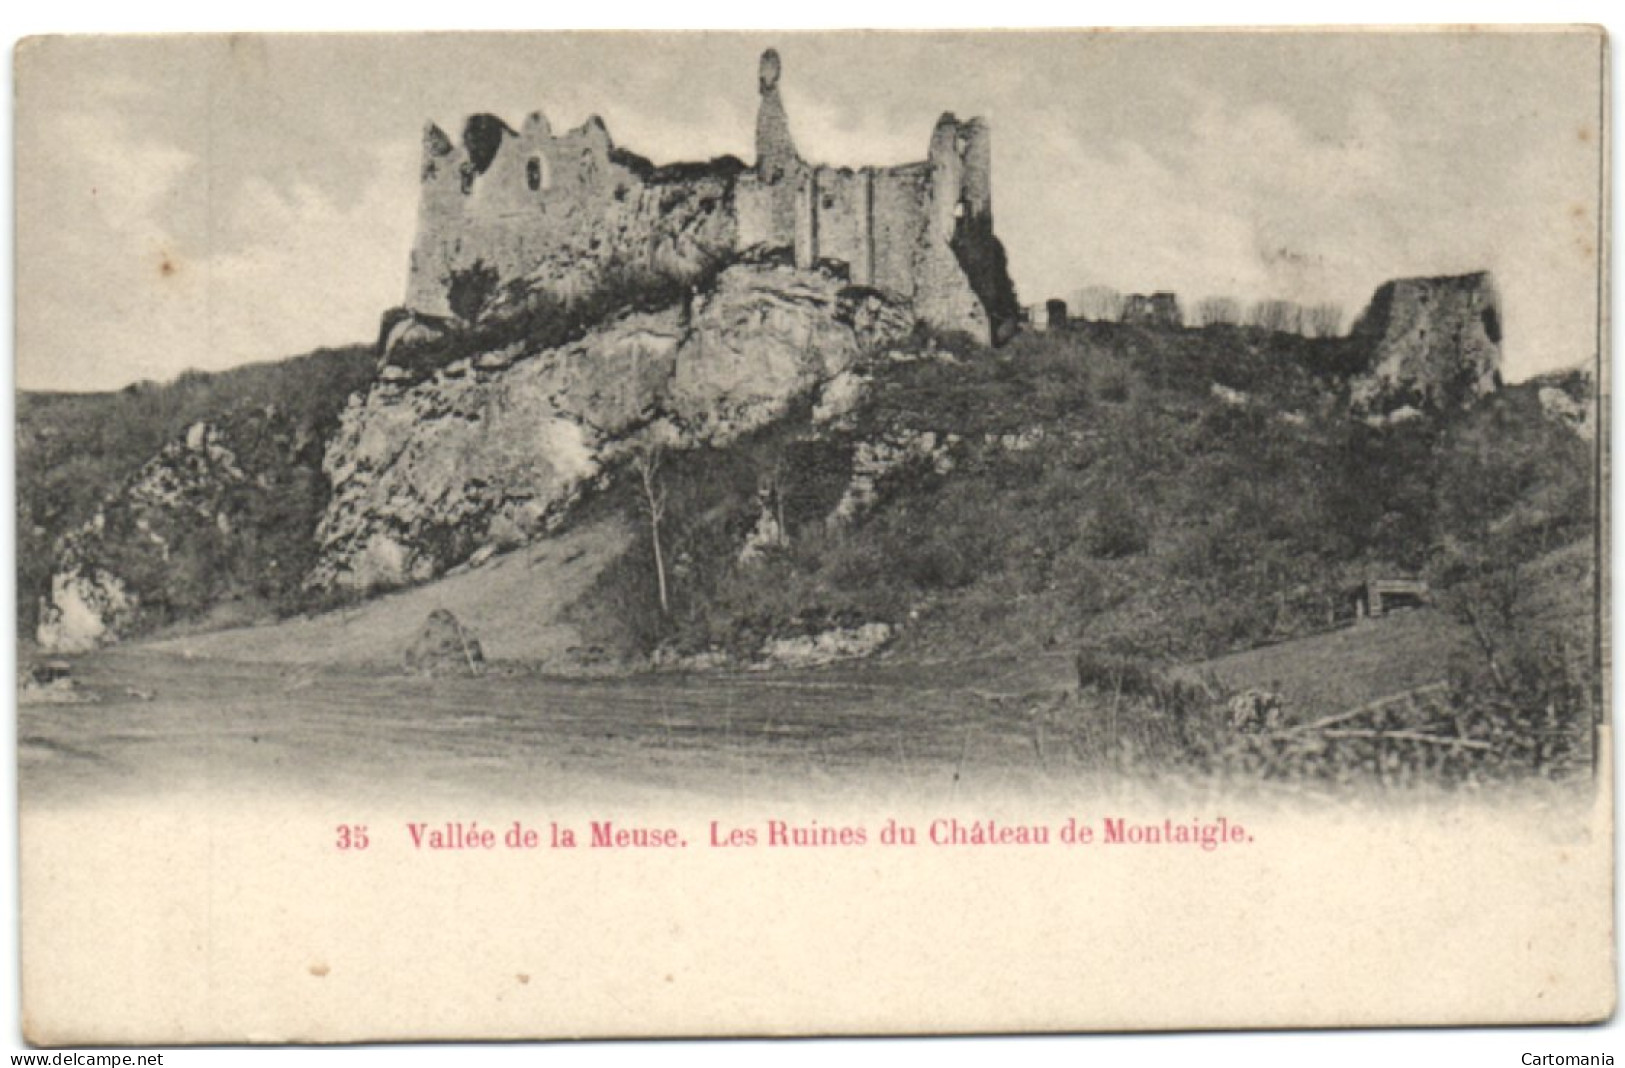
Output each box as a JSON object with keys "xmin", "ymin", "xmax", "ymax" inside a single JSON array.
[
  {"xmin": 20, "ymin": 537, "xmax": 1597, "ymax": 810},
  {"xmin": 9, "ymin": 613, "xmax": 1520, "ymax": 812},
  {"xmin": 18, "ymin": 649, "xmax": 1067, "ymax": 810}
]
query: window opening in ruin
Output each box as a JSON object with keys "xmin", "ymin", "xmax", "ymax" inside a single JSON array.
[
  {"xmin": 460, "ymin": 163, "xmax": 475, "ymax": 195},
  {"xmin": 953, "ymin": 200, "xmax": 967, "ymax": 220},
  {"xmin": 527, "ymin": 157, "xmax": 544, "ymax": 191},
  {"xmin": 822, "ymin": 195, "xmax": 835, "ymax": 210}
]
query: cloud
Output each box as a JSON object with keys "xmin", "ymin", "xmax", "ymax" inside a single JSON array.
[
  {"xmin": 200, "ymin": 149, "xmax": 417, "ymax": 370},
  {"xmin": 17, "ymin": 33, "xmax": 1602, "ymax": 391},
  {"xmin": 18, "ymin": 107, "xmax": 415, "ymax": 391},
  {"xmin": 18, "ymin": 109, "xmax": 209, "ymax": 389},
  {"xmin": 997, "ymin": 83, "xmax": 1599, "ymax": 379}
]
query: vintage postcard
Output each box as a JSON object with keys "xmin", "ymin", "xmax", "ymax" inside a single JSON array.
[{"xmin": 12, "ymin": 28, "xmax": 1613, "ymax": 1044}]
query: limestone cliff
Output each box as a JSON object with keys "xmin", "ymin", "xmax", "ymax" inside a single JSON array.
[
  {"xmin": 1349, "ymin": 271, "xmax": 1504, "ymax": 412},
  {"xmin": 312, "ymin": 262, "xmax": 912, "ymax": 590}
]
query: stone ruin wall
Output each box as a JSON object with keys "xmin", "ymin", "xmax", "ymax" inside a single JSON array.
[
  {"xmin": 401, "ymin": 48, "xmax": 1017, "ymax": 345},
  {"xmin": 740, "ymin": 68, "xmax": 1005, "ymax": 344},
  {"xmin": 1349, "ymin": 271, "xmax": 1504, "ymax": 410},
  {"xmin": 1121, "ymin": 292, "xmax": 1184, "ymax": 328},
  {"xmin": 869, "ymin": 168, "xmax": 932, "ymax": 296},
  {"xmin": 406, "ymin": 112, "xmax": 737, "ymax": 321}
]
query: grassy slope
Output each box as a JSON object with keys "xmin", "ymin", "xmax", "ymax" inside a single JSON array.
[
  {"xmin": 1185, "ymin": 608, "xmax": 1469, "ymax": 713},
  {"xmin": 1195, "ymin": 537, "xmax": 1596, "ymax": 711},
  {"xmin": 143, "ymin": 517, "xmax": 631, "ymax": 669}
]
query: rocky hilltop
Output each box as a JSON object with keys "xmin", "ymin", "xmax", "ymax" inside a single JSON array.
[
  {"xmin": 314, "ymin": 260, "xmax": 910, "ymax": 590},
  {"xmin": 26, "ymin": 46, "xmax": 1557, "ymax": 668}
]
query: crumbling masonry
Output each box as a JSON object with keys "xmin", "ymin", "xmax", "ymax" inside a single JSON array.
[{"xmin": 397, "ymin": 49, "xmax": 1019, "ymax": 347}]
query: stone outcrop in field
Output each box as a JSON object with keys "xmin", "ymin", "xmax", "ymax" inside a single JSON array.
[
  {"xmin": 311, "ymin": 262, "xmax": 913, "ymax": 591},
  {"xmin": 402, "ymin": 609, "xmax": 485, "ymax": 677},
  {"xmin": 1349, "ymin": 271, "xmax": 1503, "ymax": 412},
  {"xmin": 1538, "ymin": 378, "xmax": 1595, "ymax": 441}
]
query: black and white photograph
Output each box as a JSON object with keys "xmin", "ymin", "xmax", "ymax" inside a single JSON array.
[{"xmin": 9, "ymin": 24, "xmax": 1614, "ymax": 1048}]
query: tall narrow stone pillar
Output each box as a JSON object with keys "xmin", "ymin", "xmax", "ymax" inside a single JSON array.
[
  {"xmin": 855, "ymin": 169, "xmax": 875, "ymax": 285},
  {"xmin": 794, "ymin": 170, "xmax": 818, "ymax": 270}
]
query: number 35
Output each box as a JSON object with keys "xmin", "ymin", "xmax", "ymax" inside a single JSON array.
[{"xmin": 336, "ymin": 825, "xmax": 370, "ymax": 850}]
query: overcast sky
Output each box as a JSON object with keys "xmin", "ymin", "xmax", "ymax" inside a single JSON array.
[{"xmin": 14, "ymin": 29, "xmax": 1605, "ymax": 392}]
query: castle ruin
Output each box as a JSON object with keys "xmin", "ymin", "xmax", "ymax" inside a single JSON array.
[
  {"xmin": 397, "ymin": 49, "xmax": 1019, "ymax": 348},
  {"xmin": 1349, "ymin": 271, "xmax": 1503, "ymax": 411},
  {"xmin": 1121, "ymin": 292, "xmax": 1184, "ymax": 329}
]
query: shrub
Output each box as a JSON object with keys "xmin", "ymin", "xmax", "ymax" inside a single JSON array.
[
  {"xmin": 446, "ymin": 260, "xmax": 501, "ymax": 323},
  {"xmin": 386, "ymin": 256, "xmax": 735, "ymax": 384},
  {"xmin": 1081, "ymin": 499, "xmax": 1148, "ymax": 559}
]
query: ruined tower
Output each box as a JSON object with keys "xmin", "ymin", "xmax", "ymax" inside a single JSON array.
[
  {"xmin": 1349, "ymin": 271, "xmax": 1504, "ymax": 411},
  {"xmin": 734, "ymin": 50, "xmax": 1019, "ymax": 342},
  {"xmin": 755, "ymin": 49, "xmax": 801, "ymax": 182}
]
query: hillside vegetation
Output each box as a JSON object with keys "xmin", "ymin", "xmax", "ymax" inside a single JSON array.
[
  {"xmin": 17, "ymin": 309, "xmax": 1597, "ymax": 788},
  {"xmin": 567, "ymin": 321, "xmax": 1592, "ymax": 671},
  {"xmin": 16, "ymin": 346, "xmax": 375, "ymax": 637},
  {"xmin": 548, "ymin": 318, "xmax": 1596, "ymax": 787}
]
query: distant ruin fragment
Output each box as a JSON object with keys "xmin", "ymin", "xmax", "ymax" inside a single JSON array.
[
  {"xmin": 1122, "ymin": 292, "xmax": 1184, "ymax": 328},
  {"xmin": 1045, "ymin": 299, "xmax": 1070, "ymax": 332},
  {"xmin": 1350, "ymin": 271, "xmax": 1503, "ymax": 412},
  {"xmin": 397, "ymin": 49, "xmax": 1019, "ymax": 348}
]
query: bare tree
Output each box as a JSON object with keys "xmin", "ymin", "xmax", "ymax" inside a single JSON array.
[
  {"xmin": 1195, "ymin": 296, "xmax": 1243, "ymax": 327},
  {"xmin": 1306, "ymin": 302, "xmax": 1345, "ymax": 338},
  {"xmin": 1073, "ymin": 285, "xmax": 1125, "ymax": 323},
  {"xmin": 1248, "ymin": 299, "xmax": 1305, "ymax": 335},
  {"xmin": 633, "ymin": 443, "xmax": 670, "ymax": 614}
]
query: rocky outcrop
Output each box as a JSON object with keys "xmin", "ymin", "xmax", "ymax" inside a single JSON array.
[
  {"xmin": 755, "ymin": 622, "xmax": 894, "ymax": 669},
  {"xmin": 671, "ymin": 267, "xmax": 909, "ymax": 439},
  {"xmin": 827, "ymin": 430, "xmax": 960, "ymax": 526},
  {"xmin": 811, "ymin": 369, "xmax": 870, "ymax": 427},
  {"xmin": 35, "ymin": 566, "xmax": 135, "ymax": 653},
  {"xmin": 1350, "ymin": 271, "xmax": 1503, "ymax": 412},
  {"xmin": 35, "ymin": 420, "xmax": 281, "ymax": 652},
  {"xmin": 312, "ymin": 262, "xmax": 913, "ymax": 591},
  {"xmin": 1539, "ymin": 384, "xmax": 1595, "ymax": 441}
]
